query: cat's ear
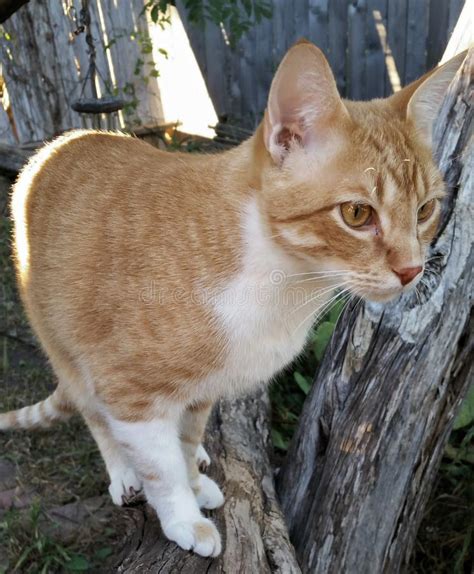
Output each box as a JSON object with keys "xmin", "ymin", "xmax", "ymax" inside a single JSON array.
[
  {"xmin": 263, "ymin": 39, "xmax": 349, "ymax": 164},
  {"xmin": 389, "ymin": 51, "xmax": 467, "ymax": 147}
]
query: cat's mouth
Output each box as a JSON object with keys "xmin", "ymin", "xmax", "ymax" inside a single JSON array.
[{"xmin": 354, "ymin": 278, "xmax": 421, "ymax": 303}]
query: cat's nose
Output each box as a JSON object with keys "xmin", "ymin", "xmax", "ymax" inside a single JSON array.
[{"xmin": 392, "ymin": 266, "xmax": 423, "ymax": 286}]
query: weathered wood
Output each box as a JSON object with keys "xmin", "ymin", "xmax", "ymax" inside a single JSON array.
[
  {"xmin": 405, "ymin": 0, "xmax": 430, "ymax": 84},
  {"xmin": 427, "ymin": 0, "xmax": 451, "ymax": 68},
  {"xmin": 348, "ymin": 0, "xmax": 367, "ymax": 100},
  {"xmin": 327, "ymin": 0, "xmax": 349, "ymax": 96},
  {"xmin": 385, "ymin": 0, "xmax": 408, "ymax": 93},
  {"xmin": 114, "ymin": 391, "xmax": 301, "ymax": 574},
  {"xmin": 278, "ymin": 49, "xmax": 473, "ymax": 574},
  {"xmin": 0, "ymin": 0, "xmax": 164, "ymax": 144},
  {"xmin": 365, "ymin": 0, "xmax": 388, "ymax": 98}
]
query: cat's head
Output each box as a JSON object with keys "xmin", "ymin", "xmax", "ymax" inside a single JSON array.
[{"xmin": 256, "ymin": 40, "xmax": 465, "ymax": 302}]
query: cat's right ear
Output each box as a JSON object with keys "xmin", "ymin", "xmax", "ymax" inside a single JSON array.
[{"xmin": 263, "ymin": 40, "xmax": 349, "ymax": 165}]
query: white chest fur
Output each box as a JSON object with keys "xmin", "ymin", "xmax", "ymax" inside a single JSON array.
[{"xmin": 201, "ymin": 198, "xmax": 334, "ymax": 400}]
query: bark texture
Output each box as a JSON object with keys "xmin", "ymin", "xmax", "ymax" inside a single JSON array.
[
  {"xmin": 277, "ymin": 50, "xmax": 473, "ymax": 574},
  {"xmin": 114, "ymin": 391, "xmax": 301, "ymax": 574}
]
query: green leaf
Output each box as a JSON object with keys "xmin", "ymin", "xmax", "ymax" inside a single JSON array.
[
  {"xmin": 95, "ymin": 547, "xmax": 113, "ymax": 560},
  {"xmin": 272, "ymin": 429, "xmax": 288, "ymax": 451},
  {"xmin": 294, "ymin": 372, "xmax": 311, "ymax": 395},
  {"xmin": 313, "ymin": 321, "xmax": 335, "ymax": 361},
  {"xmin": 104, "ymin": 38, "xmax": 116, "ymax": 51},
  {"xmin": 65, "ymin": 555, "xmax": 91, "ymax": 572},
  {"xmin": 328, "ymin": 298, "xmax": 345, "ymax": 323},
  {"xmin": 453, "ymin": 384, "xmax": 474, "ymax": 430},
  {"xmin": 150, "ymin": 4, "xmax": 160, "ymax": 22}
]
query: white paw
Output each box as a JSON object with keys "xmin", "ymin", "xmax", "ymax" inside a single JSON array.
[
  {"xmin": 194, "ymin": 475, "xmax": 224, "ymax": 510},
  {"xmin": 108, "ymin": 467, "xmax": 142, "ymax": 506},
  {"xmin": 196, "ymin": 444, "xmax": 211, "ymax": 471},
  {"xmin": 164, "ymin": 518, "xmax": 221, "ymax": 557}
]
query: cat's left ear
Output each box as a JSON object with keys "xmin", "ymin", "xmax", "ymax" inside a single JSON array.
[
  {"xmin": 389, "ymin": 51, "xmax": 467, "ymax": 147},
  {"xmin": 263, "ymin": 39, "xmax": 349, "ymax": 164}
]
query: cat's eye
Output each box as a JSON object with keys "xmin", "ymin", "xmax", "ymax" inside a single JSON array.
[
  {"xmin": 340, "ymin": 202, "xmax": 373, "ymax": 228},
  {"xmin": 417, "ymin": 199, "xmax": 436, "ymax": 222}
]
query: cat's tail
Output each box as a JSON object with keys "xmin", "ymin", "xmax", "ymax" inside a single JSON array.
[{"xmin": 0, "ymin": 388, "xmax": 75, "ymax": 430}]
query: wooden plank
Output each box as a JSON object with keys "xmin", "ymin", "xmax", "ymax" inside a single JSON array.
[
  {"xmin": 238, "ymin": 20, "xmax": 258, "ymax": 126},
  {"xmin": 203, "ymin": 20, "xmax": 228, "ymax": 120},
  {"xmin": 294, "ymin": 0, "xmax": 309, "ymax": 40},
  {"xmin": 307, "ymin": 0, "xmax": 329, "ymax": 56},
  {"xmin": 0, "ymin": 1, "xmax": 81, "ymax": 142},
  {"xmin": 347, "ymin": 0, "xmax": 367, "ymax": 100},
  {"xmin": 385, "ymin": 0, "xmax": 408, "ymax": 94},
  {"xmin": 427, "ymin": 0, "xmax": 450, "ymax": 68},
  {"xmin": 271, "ymin": 0, "xmax": 288, "ymax": 65},
  {"xmin": 447, "ymin": 0, "xmax": 465, "ymax": 39},
  {"xmin": 405, "ymin": 0, "xmax": 430, "ymax": 84},
  {"xmin": 254, "ymin": 10, "xmax": 274, "ymax": 125},
  {"xmin": 327, "ymin": 0, "xmax": 349, "ymax": 96},
  {"xmin": 365, "ymin": 0, "xmax": 388, "ymax": 99}
]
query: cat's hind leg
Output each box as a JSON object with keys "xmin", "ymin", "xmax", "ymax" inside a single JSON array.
[
  {"xmin": 108, "ymin": 405, "xmax": 221, "ymax": 557},
  {"xmin": 180, "ymin": 402, "xmax": 224, "ymax": 510}
]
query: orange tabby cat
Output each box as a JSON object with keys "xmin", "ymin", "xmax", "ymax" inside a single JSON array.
[{"xmin": 0, "ymin": 41, "xmax": 464, "ymax": 557}]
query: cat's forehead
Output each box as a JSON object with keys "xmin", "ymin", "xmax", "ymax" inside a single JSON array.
[{"xmin": 344, "ymin": 104, "xmax": 442, "ymax": 201}]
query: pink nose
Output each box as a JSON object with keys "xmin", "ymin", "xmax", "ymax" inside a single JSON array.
[{"xmin": 393, "ymin": 266, "xmax": 423, "ymax": 286}]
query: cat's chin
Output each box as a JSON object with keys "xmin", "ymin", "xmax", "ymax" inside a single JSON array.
[{"xmin": 359, "ymin": 288, "xmax": 403, "ymax": 303}]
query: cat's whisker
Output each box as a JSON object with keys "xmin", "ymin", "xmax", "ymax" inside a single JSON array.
[
  {"xmin": 284, "ymin": 270, "xmax": 351, "ymax": 281},
  {"xmin": 289, "ymin": 281, "xmax": 350, "ymax": 317},
  {"xmin": 289, "ymin": 273, "xmax": 349, "ymax": 285},
  {"xmin": 292, "ymin": 285, "xmax": 353, "ymax": 336}
]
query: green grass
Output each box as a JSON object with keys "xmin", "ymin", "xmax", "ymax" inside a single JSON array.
[{"xmin": 0, "ymin": 503, "xmax": 115, "ymax": 573}]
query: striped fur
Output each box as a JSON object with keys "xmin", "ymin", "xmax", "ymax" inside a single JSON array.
[{"xmin": 0, "ymin": 388, "xmax": 74, "ymax": 430}]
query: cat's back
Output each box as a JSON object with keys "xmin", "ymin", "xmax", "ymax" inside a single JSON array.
[
  {"xmin": 11, "ymin": 130, "xmax": 243, "ymax": 361},
  {"xmin": 14, "ymin": 130, "xmax": 210, "ymax": 219}
]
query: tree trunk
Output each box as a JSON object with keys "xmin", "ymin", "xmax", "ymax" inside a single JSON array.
[
  {"xmin": 277, "ymin": 49, "xmax": 473, "ymax": 574},
  {"xmin": 114, "ymin": 391, "xmax": 301, "ymax": 574}
]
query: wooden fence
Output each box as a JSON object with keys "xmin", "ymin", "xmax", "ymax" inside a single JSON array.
[
  {"xmin": 0, "ymin": 0, "xmax": 466, "ymax": 143},
  {"xmin": 178, "ymin": 0, "xmax": 466, "ymax": 127},
  {"xmin": 0, "ymin": 0, "xmax": 164, "ymax": 144}
]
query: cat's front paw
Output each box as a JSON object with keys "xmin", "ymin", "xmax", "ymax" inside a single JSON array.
[
  {"xmin": 196, "ymin": 443, "xmax": 211, "ymax": 472},
  {"xmin": 164, "ymin": 518, "xmax": 221, "ymax": 557},
  {"xmin": 194, "ymin": 475, "xmax": 224, "ymax": 510},
  {"xmin": 108, "ymin": 467, "xmax": 142, "ymax": 506}
]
